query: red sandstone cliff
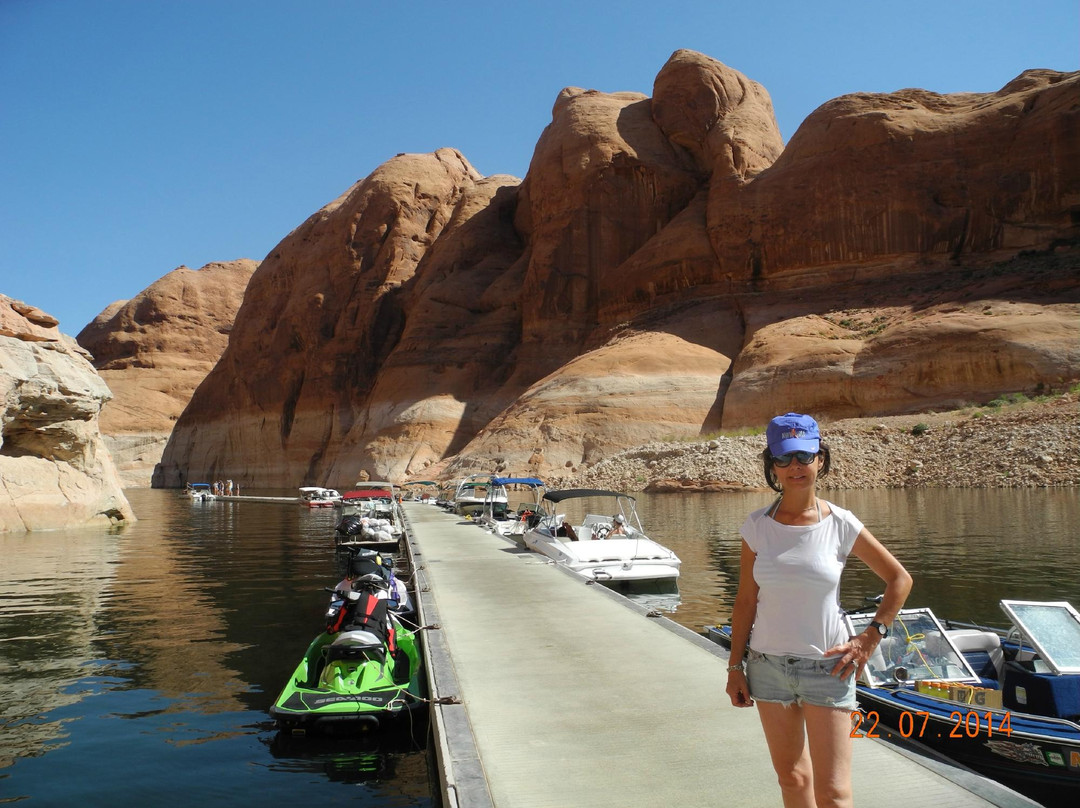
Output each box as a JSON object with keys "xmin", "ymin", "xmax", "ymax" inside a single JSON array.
[
  {"xmin": 77, "ymin": 260, "xmax": 257, "ymax": 485},
  {"xmin": 153, "ymin": 50, "xmax": 1080, "ymax": 488}
]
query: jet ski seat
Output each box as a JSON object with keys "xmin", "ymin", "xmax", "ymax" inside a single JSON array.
[{"xmin": 326, "ymin": 629, "xmax": 386, "ymax": 662}]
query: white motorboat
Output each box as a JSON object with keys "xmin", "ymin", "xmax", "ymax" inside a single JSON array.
[
  {"xmin": 480, "ymin": 476, "xmax": 546, "ymax": 536},
  {"xmin": 299, "ymin": 486, "xmax": 342, "ymax": 508},
  {"xmin": 453, "ymin": 474, "xmax": 503, "ymax": 517},
  {"xmin": 522, "ymin": 488, "xmax": 681, "ymax": 582},
  {"xmin": 184, "ymin": 483, "xmax": 216, "ymax": 501}
]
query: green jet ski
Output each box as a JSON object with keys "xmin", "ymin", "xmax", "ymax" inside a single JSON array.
[{"xmin": 270, "ymin": 573, "xmax": 425, "ymax": 736}]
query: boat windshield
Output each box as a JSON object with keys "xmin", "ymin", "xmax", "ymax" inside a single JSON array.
[
  {"xmin": 846, "ymin": 608, "xmax": 981, "ymax": 687},
  {"xmin": 1000, "ymin": 600, "xmax": 1080, "ymax": 674}
]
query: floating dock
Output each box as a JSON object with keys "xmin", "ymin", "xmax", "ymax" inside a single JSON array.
[
  {"xmin": 402, "ymin": 502, "xmax": 1040, "ymax": 808},
  {"xmin": 209, "ymin": 494, "xmax": 299, "ymax": 504}
]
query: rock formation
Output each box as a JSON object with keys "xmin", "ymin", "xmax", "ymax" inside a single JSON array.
[
  {"xmin": 77, "ymin": 260, "xmax": 257, "ymax": 486},
  {"xmin": 0, "ymin": 295, "xmax": 134, "ymax": 532},
  {"xmin": 575, "ymin": 391, "xmax": 1080, "ymax": 492},
  {"xmin": 155, "ymin": 50, "xmax": 1080, "ymax": 489}
]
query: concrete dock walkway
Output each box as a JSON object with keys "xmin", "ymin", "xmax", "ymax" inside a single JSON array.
[{"xmin": 403, "ymin": 503, "xmax": 1039, "ymax": 808}]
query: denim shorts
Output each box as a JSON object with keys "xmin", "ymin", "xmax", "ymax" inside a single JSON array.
[{"xmin": 746, "ymin": 648, "xmax": 857, "ymax": 710}]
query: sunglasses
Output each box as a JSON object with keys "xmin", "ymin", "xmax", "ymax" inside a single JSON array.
[{"xmin": 771, "ymin": 451, "xmax": 820, "ymax": 467}]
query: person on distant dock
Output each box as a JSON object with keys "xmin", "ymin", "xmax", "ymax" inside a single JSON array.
[{"xmin": 725, "ymin": 412, "xmax": 911, "ymax": 808}]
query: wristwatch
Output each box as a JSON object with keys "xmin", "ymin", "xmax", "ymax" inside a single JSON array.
[
  {"xmin": 869, "ymin": 620, "xmax": 890, "ymax": 638},
  {"xmin": 727, "ymin": 660, "xmax": 746, "ymax": 673}
]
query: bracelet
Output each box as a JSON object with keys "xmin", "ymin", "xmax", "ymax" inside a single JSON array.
[{"xmin": 727, "ymin": 661, "xmax": 746, "ymax": 672}]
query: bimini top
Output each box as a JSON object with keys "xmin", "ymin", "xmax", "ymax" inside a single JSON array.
[
  {"xmin": 342, "ymin": 489, "xmax": 393, "ymax": 501},
  {"xmin": 492, "ymin": 477, "xmax": 545, "ymax": 487},
  {"xmin": 542, "ymin": 488, "xmax": 634, "ymax": 503}
]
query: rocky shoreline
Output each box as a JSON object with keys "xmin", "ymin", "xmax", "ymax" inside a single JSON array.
[{"xmin": 569, "ymin": 392, "xmax": 1080, "ymax": 493}]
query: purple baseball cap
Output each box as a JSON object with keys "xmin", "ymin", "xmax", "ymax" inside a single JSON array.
[{"xmin": 766, "ymin": 413, "xmax": 821, "ymax": 456}]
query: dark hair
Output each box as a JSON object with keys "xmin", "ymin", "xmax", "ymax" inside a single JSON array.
[{"xmin": 761, "ymin": 443, "xmax": 831, "ymax": 493}]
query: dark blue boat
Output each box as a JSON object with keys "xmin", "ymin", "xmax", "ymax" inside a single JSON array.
[{"xmin": 707, "ymin": 600, "xmax": 1080, "ymax": 806}]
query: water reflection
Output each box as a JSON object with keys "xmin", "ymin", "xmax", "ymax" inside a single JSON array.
[
  {"xmin": 0, "ymin": 489, "xmax": 434, "ymax": 807},
  {"xmin": 600, "ymin": 578, "xmax": 682, "ymax": 613},
  {"xmin": 268, "ymin": 731, "xmax": 429, "ymax": 787},
  {"xmin": 0, "ymin": 527, "xmax": 121, "ymax": 764}
]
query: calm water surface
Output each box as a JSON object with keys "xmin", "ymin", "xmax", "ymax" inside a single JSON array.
[
  {"xmin": 0, "ymin": 490, "xmax": 433, "ymax": 807},
  {"xmin": 1, "ymin": 487, "xmax": 1077, "ymax": 806},
  {"xmin": 638, "ymin": 488, "xmax": 1080, "ymax": 632}
]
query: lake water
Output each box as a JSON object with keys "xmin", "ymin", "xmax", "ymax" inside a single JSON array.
[{"xmin": 1, "ymin": 487, "xmax": 1077, "ymax": 806}]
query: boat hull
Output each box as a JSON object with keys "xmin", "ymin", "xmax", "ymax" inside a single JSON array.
[
  {"xmin": 564, "ymin": 560, "xmax": 681, "ymax": 582},
  {"xmin": 524, "ymin": 534, "xmax": 681, "ymax": 583},
  {"xmin": 857, "ymin": 686, "xmax": 1080, "ymax": 797}
]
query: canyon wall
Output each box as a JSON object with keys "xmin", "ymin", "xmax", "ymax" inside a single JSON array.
[
  {"xmin": 77, "ymin": 260, "xmax": 257, "ymax": 486},
  {"xmin": 151, "ymin": 50, "xmax": 1079, "ymax": 488}
]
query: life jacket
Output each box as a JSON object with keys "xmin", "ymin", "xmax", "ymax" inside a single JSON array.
[{"xmin": 345, "ymin": 592, "xmax": 396, "ymax": 654}]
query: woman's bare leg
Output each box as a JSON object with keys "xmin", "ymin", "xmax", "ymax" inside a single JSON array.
[
  {"xmin": 803, "ymin": 703, "xmax": 854, "ymax": 808},
  {"xmin": 756, "ymin": 701, "xmax": 815, "ymax": 808}
]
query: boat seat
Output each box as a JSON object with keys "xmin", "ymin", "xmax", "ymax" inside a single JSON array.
[
  {"xmin": 949, "ymin": 629, "xmax": 1005, "ymax": 681},
  {"xmin": 1002, "ymin": 661, "xmax": 1080, "ymax": 720},
  {"xmin": 865, "ymin": 644, "xmax": 887, "ymax": 682},
  {"xmin": 332, "ymin": 629, "xmax": 383, "ymax": 647},
  {"xmin": 326, "ymin": 629, "xmax": 386, "ymax": 662}
]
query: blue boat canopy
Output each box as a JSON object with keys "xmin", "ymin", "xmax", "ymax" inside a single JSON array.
[{"xmin": 492, "ymin": 477, "xmax": 545, "ymax": 487}]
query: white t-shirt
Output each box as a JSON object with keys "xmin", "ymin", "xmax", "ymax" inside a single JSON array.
[{"xmin": 739, "ymin": 501, "xmax": 864, "ymax": 658}]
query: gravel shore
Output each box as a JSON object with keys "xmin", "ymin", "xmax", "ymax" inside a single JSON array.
[{"xmin": 571, "ymin": 392, "xmax": 1080, "ymax": 493}]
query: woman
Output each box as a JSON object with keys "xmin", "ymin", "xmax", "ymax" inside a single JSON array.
[{"xmin": 725, "ymin": 413, "xmax": 912, "ymax": 808}]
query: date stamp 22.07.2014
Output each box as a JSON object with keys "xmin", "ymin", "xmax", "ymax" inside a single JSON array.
[{"xmin": 851, "ymin": 709, "xmax": 1013, "ymax": 740}]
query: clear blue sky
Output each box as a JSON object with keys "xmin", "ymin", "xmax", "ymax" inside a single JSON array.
[{"xmin": 2, "ymin": 0, "xmax": 1077, "ymax": 337}]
